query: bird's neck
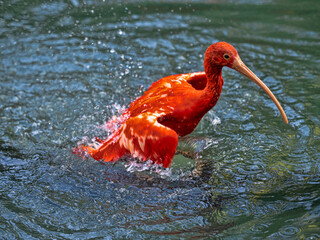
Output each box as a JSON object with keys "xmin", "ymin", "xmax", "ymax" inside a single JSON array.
[{"xmin": 204, "ymin": 63, "xmax": 224, "ymax": 99}]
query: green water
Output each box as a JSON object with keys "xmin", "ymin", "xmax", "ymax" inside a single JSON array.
[{"xmin": 0, "ymin": 0, "xmax": 319, "ymax": 239}]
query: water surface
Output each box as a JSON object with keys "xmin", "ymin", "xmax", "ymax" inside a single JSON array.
[{"xmin": 0, "ymin": 0, "xmax": 319, "ymax": 239}]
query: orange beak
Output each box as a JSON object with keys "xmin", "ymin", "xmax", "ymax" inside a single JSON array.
[{"xmin": 232, "ymin": 56, "xmax": 288, "ymax": 124}]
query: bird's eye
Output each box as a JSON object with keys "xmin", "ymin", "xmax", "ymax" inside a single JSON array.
[{"xmin": 223, "ymin": 54, "xmax": 230, "ymax": 60}]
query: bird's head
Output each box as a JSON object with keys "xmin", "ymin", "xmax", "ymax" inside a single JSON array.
[
  {"xmin": 205, "ymin": 42, "xmax": 238, "ymax": 68},
  {"xmin": 205, "ymin": 42, "xmax": 288, "ymax": 124}
]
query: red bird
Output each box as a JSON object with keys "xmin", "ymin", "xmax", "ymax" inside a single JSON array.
[{"xmin": 75, "ymin": 42, "xmax": 288, "ymax": 168}]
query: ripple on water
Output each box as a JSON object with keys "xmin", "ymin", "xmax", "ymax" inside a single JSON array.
[
  {"xmin": 279, "ymin": 225, "xmax": 301, "ymax": 237},
  {"xmin": 0, "ymin": 0, "xmax": 320, "ymax": 239}
]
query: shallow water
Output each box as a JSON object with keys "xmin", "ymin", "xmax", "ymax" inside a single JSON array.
[{"xmin": 1, "ymin": 0, "xmax": 319, "ymax": 239}]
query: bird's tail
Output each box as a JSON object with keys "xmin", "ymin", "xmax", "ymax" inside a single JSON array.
[{"xmin": 73, "ymin": 130, "xmax": 127, "ymax": 163}]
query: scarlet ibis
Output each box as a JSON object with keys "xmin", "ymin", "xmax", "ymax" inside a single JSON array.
[{"xmin": 75, "ymin": 42, "xmax": 288, "ymax": 168}]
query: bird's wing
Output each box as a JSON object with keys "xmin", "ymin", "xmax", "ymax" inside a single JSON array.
[
  {"xmin": 118, "ymin": 112, "xmax": 179, "ymax": 168},
  {"xmin": 82, "ymin": 112, "xmax": 179, "ymax": 168}
]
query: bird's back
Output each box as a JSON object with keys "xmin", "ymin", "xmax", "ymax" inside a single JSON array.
[{"xmin": 128, "ymin": 72, "xmax": 207, "ymax": 118}]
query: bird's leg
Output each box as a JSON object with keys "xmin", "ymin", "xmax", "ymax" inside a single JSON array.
[
  {"xmin": 193, "ymin": 157, "xmax": 215, "ymax": 182},
  {"xmin": 175, "ymin": 149, "xmax": 197, "ymax": 159},
  {"xmin": 181, "ymin": 157, "xmax": 215, "ymax": 182},
  {"xmin": 176, "ymin": 136, "xmax": 214, "ymax": 159},
  {"xmin": 176, "ymin": 136, "xmax": 217, "ymax": 181}
]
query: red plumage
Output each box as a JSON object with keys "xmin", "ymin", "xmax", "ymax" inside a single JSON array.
[{"xmin": 74, "ymin": 42, "xmax": 288, "ymax": 168}]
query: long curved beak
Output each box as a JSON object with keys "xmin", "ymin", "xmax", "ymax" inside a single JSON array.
[{"xmin": 232, "ymin": 56, "xmax": 288, "ymax": 124}]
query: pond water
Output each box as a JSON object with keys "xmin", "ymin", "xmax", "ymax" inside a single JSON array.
[{"xmin": 1, "ymin": 0, "xmax": 319, "ymax": 239}]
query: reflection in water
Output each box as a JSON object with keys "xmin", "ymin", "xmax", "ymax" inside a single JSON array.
[{"xmin": 0, "ymin": 0, "xmax": 319, "ymax": 239}]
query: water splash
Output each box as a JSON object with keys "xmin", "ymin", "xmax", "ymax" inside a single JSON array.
[{"xmin": 124, "ymin": 160, "xmax": 172, "ymax": 177}]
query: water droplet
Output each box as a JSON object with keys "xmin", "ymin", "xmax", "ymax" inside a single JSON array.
[{"xmin": 212, "ymin": 116, "xmax": 221, "ymax": 125}]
